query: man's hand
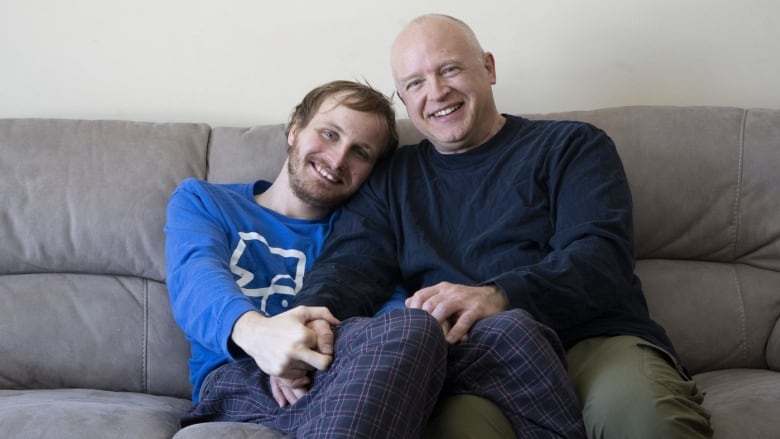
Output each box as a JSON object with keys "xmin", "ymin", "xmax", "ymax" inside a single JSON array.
[
  {"xmin": 270, "ymin": 375, "xmax": 311, "ymax": 407},
  {"xmin": 406, "ymin": 282, "xmax": 508, "ymax": 344},
  {"xmin": 231, "ymin": 307, "xmax": 339, "ymax": 379}
]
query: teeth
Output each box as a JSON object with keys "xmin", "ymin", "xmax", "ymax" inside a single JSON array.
[
  {"xmin": 433, "ymin": 105, "xmax": 459, "ymax": 117},
  {"xmin": 314, "ymin": 163, "xmax": 339, "ymax": 183}
]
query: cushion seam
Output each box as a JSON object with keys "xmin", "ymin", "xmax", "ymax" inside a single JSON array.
[
  {"xmin": 730, "ymin": 109, "xmax": 747, "ymax": 261},
  {"xmin": 143, "ymin": 278, "xmax": 149, "ymax": 393}
]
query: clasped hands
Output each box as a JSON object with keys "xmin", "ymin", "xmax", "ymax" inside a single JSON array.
[
  {"xmin": 231, "ymin": 306, "xmax": 338, "ymax": 407},
  {"xmin": 231, "ymin": 282, "xmax": 507, "ymax": 407}
]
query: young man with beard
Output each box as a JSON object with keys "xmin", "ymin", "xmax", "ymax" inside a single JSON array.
[{"xmin": 165, "ymin": 80, "xmax": 440, "ymax": 437}]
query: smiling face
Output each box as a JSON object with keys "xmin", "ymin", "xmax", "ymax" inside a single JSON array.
[
  {"xmin": 391, "ymin": 15, "xmax": 504, "ymax": 154},
  {"xmin": 286, "ymin": 93, "xmax": 388, "ymax": 210}
]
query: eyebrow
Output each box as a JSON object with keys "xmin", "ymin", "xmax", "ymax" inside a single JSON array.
[{"xmin": 396, "ymin": 72, "xmax": 420, "ymax": 85}]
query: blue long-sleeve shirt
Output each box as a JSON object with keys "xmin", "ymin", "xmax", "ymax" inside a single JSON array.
[
  {"xmin": 295, "ymin": 115, "xmax": 675, "ymax": 356},
  {"xmin": 165, "ymin": 179, "xmax": 337, "ymax": 402}
]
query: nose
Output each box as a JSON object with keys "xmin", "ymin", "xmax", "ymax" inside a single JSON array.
[
  {"xmin": 428, "ymin": 76, "xmax": 450, "ymax": 100},
  {"xmin": 327, "ymin": 142, "xmax": 350, "ymax": 171}
]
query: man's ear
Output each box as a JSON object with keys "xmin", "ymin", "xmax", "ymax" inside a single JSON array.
[
  {"xmin": 287, "ymin": 124, "xmax": 298, "ymax": 148},
  {"xmin": 483, "ymin": 51, "xmax": 497, "ymax": 85}
]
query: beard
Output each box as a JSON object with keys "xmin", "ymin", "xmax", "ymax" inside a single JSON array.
[{"xmin": 286, "ymin": 142, "xmax": 349, "ymax": 211}]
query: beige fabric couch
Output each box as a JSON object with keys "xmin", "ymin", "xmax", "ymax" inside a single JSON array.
[{"xmin": 1, "ymin": 106, "xmax": 778, "ymax": 438}]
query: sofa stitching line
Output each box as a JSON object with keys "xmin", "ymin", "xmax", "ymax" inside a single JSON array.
[
  {"xmin": 731, "ymin": 264, "xmax": 749, "ymax": 363},
  {"xmin": 142, "ymin": 278, "xmax": 149, "ymax": 393},
  {"xmin": 732, "ymin": 110, "xmax": 748, "ymax": 363},
  {"xmin": 730, "ymin": 109, "xmax": 747, "ymax": 261}
]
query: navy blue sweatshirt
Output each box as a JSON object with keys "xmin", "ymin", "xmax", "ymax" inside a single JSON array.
[{"xmin": 294, "ymin": 115, "xmax": 675, "ymax": 355}]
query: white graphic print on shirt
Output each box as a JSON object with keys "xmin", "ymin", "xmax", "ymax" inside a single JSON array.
[{"xmin": 229, "ymin": 231, "xmax": 306, "ymax": 314}]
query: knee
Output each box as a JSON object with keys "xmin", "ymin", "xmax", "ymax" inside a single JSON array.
[
  {"xmin": 380, "ymin": 308, "xmax": 447, "ymax": 354},
  {"xmin": 470, "ymin": 309, "xmax": 564, "ymax": 356},
  {"xmin": 473, "ymin": 309, "xmax": 542, "ymax": 338},
  {"xmin": 338, "ymin": 308, "xmax": 444, "ymax": 357},
  {"xmin": 387, "ymin": 307, "xmax": 442, "ymax": 336},
  {"xmin": 572, "ymin": 340, "xmax": 712, "ymax": 439},
  {"xmin": 583, "ymin": 381, "xmax": 710, "ymax": 439}
]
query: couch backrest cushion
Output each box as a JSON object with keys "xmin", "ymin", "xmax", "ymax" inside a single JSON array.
[
  {"xmin": 206, "ymin": 124, "xmax": 289, "ymax": 184},
  {"xmin": 0, "ymin": 119, "xmax": 210, "ymax": 281},
  {"xmin": 0, "ymin": 119, "xmax": 207, "ymax": 397}
]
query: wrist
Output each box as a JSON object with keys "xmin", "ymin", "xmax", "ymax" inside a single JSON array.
[
  {"xmin": 231, "ymin": 310, "xmax": 266, "ymax": 350},
  {"xmin": 486, "ymin": 284, "xmax": 509, "ymax": 311}
]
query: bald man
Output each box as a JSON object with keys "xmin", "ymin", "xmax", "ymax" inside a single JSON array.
[{"xmin": 296, "ymin": 14, "xmax": 712, "ymax": 439}]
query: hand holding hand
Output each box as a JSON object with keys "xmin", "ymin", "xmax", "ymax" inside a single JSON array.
[{"xmin": 231, "ymin": 307, "xmax": 339, "ymax": 379}]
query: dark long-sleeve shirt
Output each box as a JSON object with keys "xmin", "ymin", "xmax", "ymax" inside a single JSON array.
[{"xmin": 294, "ymin": 115, "xmax": 674, "ymax": 355}]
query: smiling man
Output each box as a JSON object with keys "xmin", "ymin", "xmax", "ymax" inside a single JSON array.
[
  {"xmin": 294, "ymin": 14, "xmax": 712, "ymax": 439},
  {"xmin": 165, "ymin": 80, "xmax": 442, "ymax": 438}
]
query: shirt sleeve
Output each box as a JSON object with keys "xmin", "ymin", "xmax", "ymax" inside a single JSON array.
[
  {"xmin": 487, "ymin": 125, "xmax": 640, "ymax": 334},
  {"xmin": 294, "ymin": 164, "xmax": 400, "ymax": 319},
  {"xmin": 164, "ymin": 179, "xmax": 255, "ymax": 359}
]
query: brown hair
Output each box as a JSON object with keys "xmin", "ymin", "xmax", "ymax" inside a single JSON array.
[{"xmin": 286, "ymin": 80, "xmax": 399, "ymax": 159}]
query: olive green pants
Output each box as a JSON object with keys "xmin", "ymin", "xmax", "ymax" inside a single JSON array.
[
  {"xmin": 566, "ymin": 335, "xmax": 712, "ymax": 439},
  {"xmin": 422, "ymin": 336, "xmax": 713, "ymax": 439},
  {"xmin": 422, "ymin": 394, "xmax": 514, "ymax": 439}
]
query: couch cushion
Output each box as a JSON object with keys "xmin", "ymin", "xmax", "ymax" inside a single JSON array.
[
  {"xmin": 694, "ymin": 368, "xmax": 780, "ymax": 439},
  {"xmin": 0, "ymin": 118, "xmax": 210, "ymax": 282},
  {"xmin": 0, "ymin": 389, "xmax": 191, "ymax": 439},
  {"xmin": 768, "ymin": 319, "xmax": 780, "ymax": 371},
  {"xmin": 0, "ymin": 273, "xmax": 192, "ymax": 397},
  {"xmin": 206, "ymin": 124, "xmax": 289, "ymax": 184},
  {"xmin": 174, "ymin": 422, "xmax": 286, "ymax": 439},
  {"xmin": 736, "ymin": 108, "xmax": 780, "ymax": 272},
  {"xmin": 636, "ymin": 260, "xmax": 780, "ymax": 374}
]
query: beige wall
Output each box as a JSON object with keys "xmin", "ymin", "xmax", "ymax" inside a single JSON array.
[{"xmin": 1, "ymin": 0, "xmax": 778, "ymax": 126}]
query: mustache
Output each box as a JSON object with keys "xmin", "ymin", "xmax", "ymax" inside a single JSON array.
[{"xmin": 309, "ymin": 157, "xmax": 346, "ymax": 182}]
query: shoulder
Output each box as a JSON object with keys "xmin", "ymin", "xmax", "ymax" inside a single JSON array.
[
  {"xmin": 173, "ymin": 178, "xmax": 219, "ymax": 196},
  {"xmin": 363, "ymin": 143, "xmax": 430, "ymax": 192},
  {"xmin": 512, "ymin": 115, "xmax": 607, "ymax": 140},
  {"xmin": 385, "ymin": 140, "xmax": 431, "ymax": 171},
  {"xmin": 173, "ymin": 178, "xmax": 254, "ymax": 200},
  {"xmin": 513, "ymin": 117, "xmax": 615, "ymax": 160},
  {"xmin": 168, "ymin": 179, "xmax": 262, "ymax": 220}
]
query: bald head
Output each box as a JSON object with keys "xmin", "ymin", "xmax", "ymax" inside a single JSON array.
[
  {"xmin": 389, "ymin": 14, "xmax": 503, "ymax": 154},
  {"xmin": 391, "ymin": 14, "xmax": 485, "ymax": 82},
  {"xmin": 402, "ymin": 14, "xmax": 483, "ymax": 50}
]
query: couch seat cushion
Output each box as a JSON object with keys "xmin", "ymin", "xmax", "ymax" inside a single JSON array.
[
  {"xmin": 174, "ymin": 421, "xmax": 286, "ymax": 439},
  {"xmin": 694, "ymin": 368, "xmax": 780, "ymax": 438},
  {"xmin": 0, "ymin": 388, "xmax": 191, "ymax": 439}
]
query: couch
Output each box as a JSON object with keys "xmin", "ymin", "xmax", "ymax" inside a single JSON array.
[{"xmin": 1, "ymin": 106, "xmax": 778, "ymax": 438}]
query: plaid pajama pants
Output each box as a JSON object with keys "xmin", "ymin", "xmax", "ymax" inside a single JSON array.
[
  {"xmin": 181, "ymin": 308, "xmax": 584, "ymax": 438},
  {"xmin": 444, "ymin": 309, "xmax": 585, "ymax": 438}
]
